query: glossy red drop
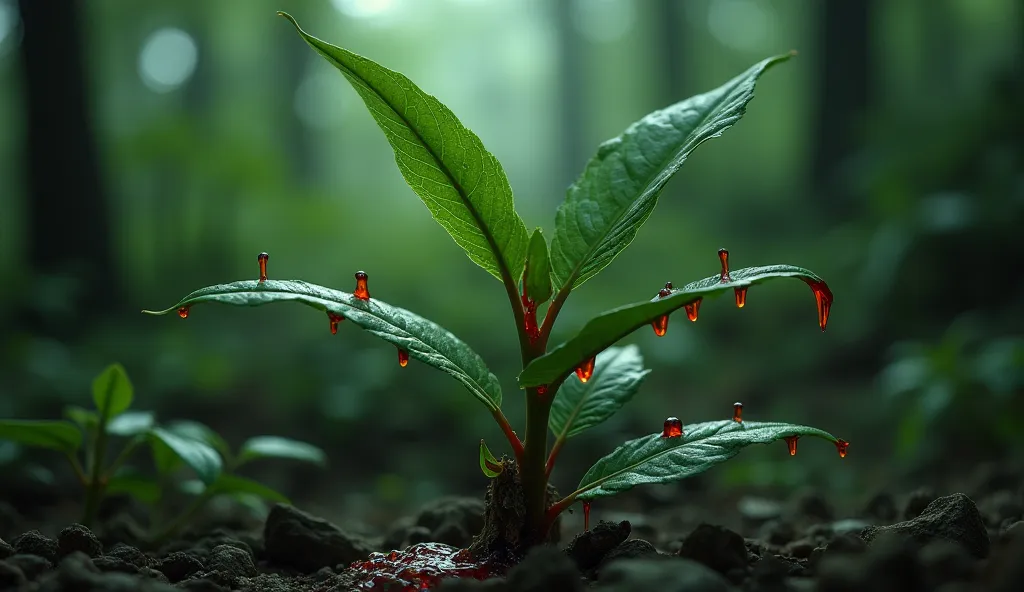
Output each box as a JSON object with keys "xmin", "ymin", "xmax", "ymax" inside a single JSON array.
[
  {"xmin": 583, "ymin": 501, "xmax": 592, "ymax": 531},
  {"xmin": 784, "ymin": 436, "xmax": 799, "ymax": 456},
  {"xmin": 177, "ymin": 306, "xmax": 190, "ymax": 319},
  {"xmin": 835, "ymin": 439, "xmax": 849, "ymax": 458},
  {"xmin": 733, "ymin": 402, "xmax": 743, "ymax": 423},
  {"xmin": 734, "ymin": 286, "xmax": 748, "ymax": 308},
  {"xmin": 685, "ymin": 298, "xmax": 701, "ymax": 322},
  {"xmin": 521, "ymin": 294, "xmax": 540, "ymax": 341},
  {"xmin": 328, "ymin": 312, "xmax": 344, "ymax": 335},
  {"xmin": 802, "ymin": 279, "xmax": 833, "ymax": 332},
  {"xmin": 257, "ymin": 252, "xmax": 269, "ymax": 282},
  {"xmin": 652, "ymin": 315, "xmax": 669, "ymax": 337},
  {"xmin": 718, "ymin": 248, "xmax": 731, "ymax": 282},
  {"xmin": 347, "ymin": 542, "xmax": 499, "ymax": 590},
  {"xmin": 575, "ymin": 357, "xmax": 595, "ymax": 383},
  {"xmin": 536, "ymin": 385, "xmax": 547, "ymax": 396},
  {"xmin": 354, "ymin": 271, "xmax": 371, "ymax": 301},
  {"xmin": 398, "ymin": 348, "xmax": 409, "ymax": 368},
  {"xmin": 662, "ymin": 417, "xmax": 683, "ymax": 438}
]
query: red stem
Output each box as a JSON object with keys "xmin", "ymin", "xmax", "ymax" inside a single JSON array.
[
  {"xmin": 492, "ymin": 408, "xmax": 524, "ymax": 462},
  {"xmin": 545, "ymin": 437, "xmax": 564, "ymax": 477}
]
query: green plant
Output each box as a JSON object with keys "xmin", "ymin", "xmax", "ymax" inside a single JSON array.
[
  {"xmin": 0, "ymin": 363, "xmax": 326, "ymax": 539},
  {"xmin": 144, "ymin": 13, "xmax": 846, "ymax": 552}
]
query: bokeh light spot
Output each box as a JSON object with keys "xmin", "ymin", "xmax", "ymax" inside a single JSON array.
[{"xmin": 138, "ymin": 27, "xmax": 198, "ymax": 93}]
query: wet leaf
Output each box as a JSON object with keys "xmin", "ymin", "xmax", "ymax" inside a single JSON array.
[
  {"xmin": 237, "ymin": 436, "xmax": 326, "ymax": 467},
  {"xmin": 576, "ymin": 420, "xmax": 839, "ymax": 501},
  {"xmin": 149, "ymin": 427, "xmax": 222, "ymax": 486},
  {"xmin": 106, "ymin": 469, "xmax": 161, "ymax": 504},
  {"xmin": 549, "ymin": 345, "xmax": 650, "ymax": 440},
  {"xmin": 479, "ymin": 439, "xmax": 502, "ymax": 478},
  {"xmin": 524, "ymin": 228, "xmax": 552, "ymax": 305},
  {"xmin": 92, "ymin": 363, "xmax": 133, "ymax": 418},
  {"xmin": 280, "ymin": 13, "xmax": 529, "ymax": 284},
  {"xmin": 549, "ymin": 55, "xmax": 790, "ymax": 292},
  {"xmin": 0, "ymin": 420, "xmax": 82, "ymax": 454},
  {"xmin": 520, "ymin": 265, "xmax": 828, "ymax": 387},
  {"xmin": 107, "ymin": 411, "xmax": 155, "ymax": 436},
  {"xmin": 145, "ymin": 280, "xmax": 503, "ymax": 411}
]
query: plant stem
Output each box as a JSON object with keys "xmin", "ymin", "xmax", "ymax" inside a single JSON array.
[
  {"xmin": 520, "ymin": 384, "xmax": 552, "ymax": 542},
  {"xmin": 82, "ymin": 384, "xmax": 116, "ymax": 527},
  {"xmin": 151, "ymin": 490, "xmax": 215, "ymax": 543},
  {"xmin": 65, "ymin": 453, "xmax": 87, "ymax": 486},
  {"xmin": 544, "ymin": 437, "xmax": 565, "ymax": 477},
  {"xmin": 103, "ymin": 436, "xmax": 143, "ymax": 481},
  {"xmin": 492, "ymin": 408, "xmax": 524, "ymax": 462}
]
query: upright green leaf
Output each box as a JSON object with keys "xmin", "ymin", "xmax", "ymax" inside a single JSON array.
[
  {"xmin": 149, "ymin": 427, "xmax": 222, "ymax": 486},
  {"xmin": 524, "ymin": 228, "xmax": 553, "ymax": 305},
  {"xmin": 520, "ymin": 265, "xmax": 829, "ymax": 387},
  {"xmin": 549, "ymin": 345, "xmax": 650, "ymax": 439},
  {"xmin": 145, "ymin": 280, "xmax": 503, "ymax": 411},
  {"xmin": 280, "ymin": 13, "xmax": 529, "ymax": 284},
  {"xmin": 237, "ymin": 436, "xmax": 327, "ymax": 467},
  {"xmin": 576, "ymin": 420, "xmax": 840, "ymax": 501},
  {"xmin": 549, "ymin": 55, "xmax": 791, "ymax": 292},
  {"xmin": 0, "ymin": 420, "xmax": 82, "ymax": 454},
  {"xmin": 92, "ymin": 364, "xmax": 133, "ymax": 418}
]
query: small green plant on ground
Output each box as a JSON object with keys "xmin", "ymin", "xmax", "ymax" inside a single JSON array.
[
  {"xmin": 0, "ymin": 363, "xmax": 326, "ymax": 541},
  {"xmin": 144, "ymin": 12, "xmax": 846, "ymax": 554}
]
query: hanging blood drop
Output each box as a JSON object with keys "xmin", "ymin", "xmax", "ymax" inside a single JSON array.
[
  {"xmin": 802, "ymin": 279, "xmax": 833, "ymax": 332},
  {"xmin": 354, "ymin": 271, "xmax": 371, "ymax": 301},
  {"xmin": 784, "ymin": 435, "xmax": 799, "ymax": 456},
  {"xmin": 734, "ymin": 286, "xmax": 748, "ymax": 308},
  {"xmin": 733, "ymin": 402, "xmax": 743, "ymax": 423},
  {"xmin": 328, "ymin": 312, "xmax": 344, "ymax": 335},
  {"xmin": 583, "ymin": 501, "xmax": 592, "ymax": 531},
  {"xmin": 685, "ymin": 298, "xmax": 702, "ymax": 322},
  {"xmin": 177, "ymin": 306, "xmax": 190, "ymax": 319},
  {"xmin": 575, "ymin": 357, "xmax": 595, "ymax": 383},
  {"xmin": 835, "ymin": 439, "xmax": 849, "ymax": 458},
  {"xmin": 718, "ymin": 248, "xmax": 731, "ymax": 282},
  {"xmin": 662, "ymin": 417, "xmax": 683, "ymax": 438},
  {"xmin": 651, "ymin": 315, "xmax": 669, "ymax": 337},
  {"xmin": 398, "ymin": 348, "xmax": 409, "ymax": 368},
  {"xmin": 257, "ymin": 252, "xmax": 269, "ymax": 282}
]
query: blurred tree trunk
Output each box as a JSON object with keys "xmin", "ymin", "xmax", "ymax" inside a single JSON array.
[
  {"xmin": 812, "ymin": 0, "xmax": 873, "ymax": 210},
  {"xmin": 657, "ymin": 0, "xmax": 687, "ymax": 102},
  {"xmin": 555, "ymin": 0, "xmax": 585, "ymax": 189},
  {"xmin": 18, "ymin": 0, "xmax": 117, "ymax": 332}
]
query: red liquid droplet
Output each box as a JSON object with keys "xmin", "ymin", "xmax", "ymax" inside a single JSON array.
[
  {"xmin": 575, "ymin": 357, "xmax": 595, "ymax": 383},
  {"xmin": 802, "ymin": 279, "xmax": 833, "ymax": 332},
  {"xmin": 835, "ymin": 439, "xmax": 849, "ymax": 458},
  {"xmin": 662, "ymin": 417, "xmax": 683, "ymax": 438},
  {"xmin": 784, "ymin": 435, "xmax": 799, "ymax": 456},
  {"xmin": 398, "ymin": 348, "xmax": 409, "ymax": 368},
  {"xmin": 536, "ymin": 385, "xmax": 547, "ymax": 396},
  {"xmin": 346, "ymin": 542, "xmax": 499, "ymax": 590},
  {"xmin": 354, "ymin": 271, "xmax": 371, "ymax": 301},
  {"xmin": 583, "ymin": 501, "xmax": 591, "ymax": 531},
  {"xmin": 521, "ymin": 294, "xmax": 540, "ymax": 341},
  {"xmin": 328, "ymin": 312, "xmax": 344, "ymax": 335},
  {"xmin": 734, "ymin": 286, "xmax": 748, "ymax": 308},
  {"xmin": 685, "ymin": 298, "xmax": 702, "ymax": 322},
  {"xmin": 651, "ymin": 314, "xmax": 669, "ymax": 337},
  {"xmin": 177, "ymin": 306, "xmax": 190, "ymax": 319},
  {"xmin": 733, "ymin": 402, "xmax": 743, "ymax": 423},
  {"xmin": 257, "ymin": 252, "xmax": 269, "ymax": 282},
  {"xmin": 718, "ymin": 248, "xmax": 731, "ymax": 282}
]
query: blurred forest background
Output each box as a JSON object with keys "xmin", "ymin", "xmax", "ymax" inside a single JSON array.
[{"xmin": 0, "ymin": 0, "xmax": 1021, "ymax": 530}]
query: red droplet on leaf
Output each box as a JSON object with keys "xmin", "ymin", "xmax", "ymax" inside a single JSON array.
[
  {"xmin": 327, "ymin": 312, "xmax": 344, "ymax": 335},
  {"xmin": 662, "ymin": 417, "xmax": 683, "ymax": 438},
  {"xmin": 784, "ymin": 435, "xmax": 799, "ymax": 456},
  {"xmin": 257, "ymin": 252, "xmax": 269, "ymax": 283},
  {"xmin": 177, "ymin": 306, "xmax": 190, "ymax": 319},
  {"xmin": 354, "ymin": 271, "xmax": 371, "ymax": 301},
  {"xmin": 652, "ymin": 315, "xmax": 669, "ymax": 337},
  {"xmin": 802, "ymin": 278, "xmax": 833, "ymax": 332},
  {"xmin": 835, "ymin": 439, "xmax": 849, "ymax": 458},
  {"xmin": 575, "ymin": 357, "xmax": 595, "ymax": 383},
  {"xmin": 733, "ymin": 402, "xmax": 743, "ymax": 423},
  {"xmin": 734, "ymin": 286, "xmax": 748, "ymax": 308},
  {"xmin": 718, "ymin": 248, "xmax": 731, "ymax": 282},
  {"xmin": 685, "ymin": 298, "xmax": 701, "ymax": 322},
  {"xmin": 397, "ymin": 348, "xmax": 409, "ymax": 368},
  {"xmin": 536, "ymin": 385, "xmax": 547, "ymax": 396},
  {"xmin": 583, "ymin": 501, "xmax": 592, "ymax": 531}
]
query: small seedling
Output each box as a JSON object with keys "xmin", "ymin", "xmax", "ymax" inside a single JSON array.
[
  {"xmin": 0, "ymin": 363, "xmax": 326, "ymax": 540},
  {"xmin": 144, "ymin": 13, "xmax": 846, "ymax": 554}
]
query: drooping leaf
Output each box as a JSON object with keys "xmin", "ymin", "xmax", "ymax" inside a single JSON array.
[
  {"xmin": 63, "ymin": 406, "xmax": 98, "ymax": 432},
  {"xmin": 549, "ymin": 345, "xmax": 650, "ymax": 440},
  {"xmin": 549, "ymin": 55, "xmax": 791, "ymax": 292},
  {"xmin": 237, "ymin": 436, "xmax": 327, "ymax": 468},
  {"xmin": 166, "ymin": 420, "xmax": 233, "ymax": 463},
  {"xmin": 524, "ymin": 228, "xmax": 553, "ymax": 305},
  {"xmin": 107, "ymin": 411, "xmax": 155, "ymax": 437},
  {"xmin": 0, "ymin": 420, "xmax": 82, "ymax": 454},
  {"xmin": 576, "ymin": 420, "xmax": 840, "ymax": 501},
  {"xmin": 106, "ymin": 469, "xmax": 161, "ymax": 504},
  {"xmin": 91, "ymin": 363, "xmax": 133, "ymax": 418},
  {"xmin": 478, "ymin": 439, "xmax": 502, "ymax": 478},
  {"xmin": 144, "ymin": 280, "xmax": 503, "ymax": 411},
  {"xmin": 520, "ymin": 265, "xmax": 829, "ymax": 387},
  {"xmin": 149, "ymin": 427, "xmax": 222, "ymax": 486},
  {"xmin": 280, "ymin": 12, "xmax": 529, "ymax": 284}
]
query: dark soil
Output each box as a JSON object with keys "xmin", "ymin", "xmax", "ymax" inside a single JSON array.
[{"xmin": 1, "ymin": 467, "xmax": 1022, "ymax": 591}]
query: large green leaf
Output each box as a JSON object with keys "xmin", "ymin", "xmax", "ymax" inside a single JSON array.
[
  {"xmin": 149, "ymin": 427, "xmax": 222, "ymax": 486},
  {"xmin": 144, "ymin": 280, "xmax": 503, "ymax": 411},
  {"xmin": 520, "ymin": 265, "xmax": 829, "ymax": 387},
  {"xmin": 549, "ymin": 345, "xmax": 650, "ymax": 440},
  {"xmin": 279, "ymin": 13, "xmax": 529, "ymax": 284},
  {"xmin": 0, "ymin": 420, "xmax": 82, "ymax": 454},
  {"xmin": 549, "ymin": 54, "xmax": 790, "ymax": 292},
  {"xmin": 576, "ymin": 420, "xmax": 840, "ymax": 501},
  {"xmin": 237, "ymin": 436, "xmax": 327, "ymax": 468},
  {"xmin": 92, "ymin": 363, "xmax": 133, "ymax": 418},
  {"xmin": 165, "ymin": 420, "xmax": 233, "ymax": 463},
  {"xmin": 524, "ymin": 228, "xmax": 552, "ymax": 305}
]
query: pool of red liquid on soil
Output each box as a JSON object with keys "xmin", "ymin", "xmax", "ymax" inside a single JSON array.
[{"xmin": 347, "ymin": 542, "xmax": 500, "ymax": 590}]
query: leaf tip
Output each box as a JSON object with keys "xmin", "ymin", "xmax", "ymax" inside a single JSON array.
[
  {"xmin": 788, "ymin": 49, "xmax": 798, "ymax": 57},
  {"xmin": 276, "ymin": 11, "xmax": 300, "ymax": 30}
]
